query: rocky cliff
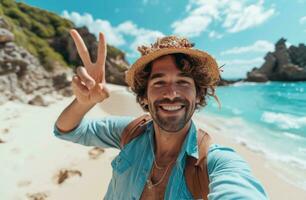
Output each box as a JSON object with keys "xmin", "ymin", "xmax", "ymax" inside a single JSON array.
[
  {"xmin": 0, "ymin": 0, "xmax": 129, "ymax": 105},
  {"xmin": 0, "ymin": 24, "xmax": 68, "ymax": 106},
  {"xmin": 246, "ymin": 38, "xmax": 306, "ymax": 82}
]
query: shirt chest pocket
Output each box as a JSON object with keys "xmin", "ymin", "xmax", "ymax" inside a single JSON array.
[
  {"xmin": 110, "ymin": 152, "xmax": 133, "ymax": 199},
  {"xmin": 111, "ymin": 153, "xmax": 131, "ymax": 174}
]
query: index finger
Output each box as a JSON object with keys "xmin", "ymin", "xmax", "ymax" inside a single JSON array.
[
  {"xmin": 96, "ymin": 32, "xmax": 107, "ymax": 68},
  {"xmin": 70, "ymin": 29, "xmax": 92, "ymax": 67}
]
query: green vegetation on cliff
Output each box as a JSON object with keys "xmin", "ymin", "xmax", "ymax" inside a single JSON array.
[
  {"xmin": 0, "ymin": 0, "xmax": 74, "ymax": 70},
  {"xmin": 0, "ymin": 0, "xmax": 127, "ymax": 72}
]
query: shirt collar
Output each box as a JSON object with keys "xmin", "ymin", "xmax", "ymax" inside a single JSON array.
[
  {"xmin": 178, "ymin": 120, "xmax": 198, "ymax": 161},
  {"xmin": 147, "ymin": 120, "xmax": 199, "ymax": 162}
]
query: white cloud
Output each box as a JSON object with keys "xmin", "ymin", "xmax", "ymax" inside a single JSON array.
[
  {"xmin": 209, "ymin": 31, "xmax": 223, "ymax": 39},
  {"xmin": 116, "ymin": 21, "xmax": 139, "ymax": 35},
  {"xmin": 128, "ymin": 32, "xmax": 165, "ymax": 58},
  {"xmin": 300, "ymin": 16, "xmax": 306, "ymax": 24},
  {"xmin": 171, "ymin": 0, "xmax": 275, "ymax": 37},
  {"xmin": 218, "ymin": 57, "xmax": 264, "ymax": 78},
  {"xmin": 62, "ymin": 11, "xmax": 164, "ymax": 59},
  {"xmin": 300, "ymin": 16, "xmax": 306, "ymax": 33},
  {"xmin": 171, "ymin": 15, "xmax": 211, "ymax": 37},
  {"xmin": 116, "ymin": 21, "xmax": 164, "ymax": 57},
  {"xmin": 223, "ymin": 0, "xmax": 275, "ymax": 33},
  {"xmin": 62, "ymin": 11, "xmax": 93, "ymax": 26},
  {"xmin": 221, "ymin": 40, "xmax": 274, "ymax": 55},
  {"xmin": 219, "ymin": 57, "xmax": 263, "ymax": 66},
  {"xmin": 190, "ymin": 1, "xmax": 220, "ymax": 19},
  {"xmin": 62, "ymin": 11, "xmax": 125, "ymax": 46},
  {"xmin": 286, "ymin": 41, "xmax": 292, "ymax": 47}
]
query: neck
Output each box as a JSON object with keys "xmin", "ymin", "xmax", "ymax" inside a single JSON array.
[{"xmin": 152, "ymin": 121, "xmax": 191, "ymax": 160}]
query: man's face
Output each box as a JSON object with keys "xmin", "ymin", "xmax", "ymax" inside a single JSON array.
[{"xmin": 143, "ymin": 55, "xmax": 199, "ymax": 133}]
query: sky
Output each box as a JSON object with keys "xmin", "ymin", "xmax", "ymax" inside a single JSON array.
[{"xmin": 19, "ymin": 0, "xmax": 306, "ymax": 79}]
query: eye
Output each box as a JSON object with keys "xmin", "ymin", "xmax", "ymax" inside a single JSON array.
[
  {"xmin": 177, "ymin": 80, "xmax": 190, "ymax": 86},
  {"xmin": 153, "ymin": 81, "xmax": 166, "ymax": 87}
]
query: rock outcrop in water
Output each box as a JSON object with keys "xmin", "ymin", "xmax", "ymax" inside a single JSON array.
[
  {"xmin": 246, "ymin": 38, "xmax": 306, "ymax": 82},
  {"xmin": 0, "ymin": 0, "xmax": 129, "ymax": 105}
]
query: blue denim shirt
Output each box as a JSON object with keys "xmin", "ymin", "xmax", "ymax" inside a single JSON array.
[{"xmin": 54, "ymin": 116, "xmax": 268, "ymax": 200}]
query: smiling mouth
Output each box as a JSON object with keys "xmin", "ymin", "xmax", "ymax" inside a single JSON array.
[{"xmin": 159, "ymin": 105, "xmax": 185, "ymax": 112}]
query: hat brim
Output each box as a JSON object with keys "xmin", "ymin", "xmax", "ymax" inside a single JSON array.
[{"xmin": 125, "ymin": 48, "xmax": 219, "ymax": 88}]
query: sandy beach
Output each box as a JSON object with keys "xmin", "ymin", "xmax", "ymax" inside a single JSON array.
[{"xmin": 0, "ymin": 84, "xmax": 305, "ymax": 200}]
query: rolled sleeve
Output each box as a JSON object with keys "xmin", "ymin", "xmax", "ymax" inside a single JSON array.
[
  {"xmin": 53, "ymin": 116, "xmax": 133, "ymax": 149},
  {"xmin": 207, "ymin": 145, "xmax": 268, "ymax": 200}
]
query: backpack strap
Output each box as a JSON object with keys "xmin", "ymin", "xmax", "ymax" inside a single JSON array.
[
  {"xmin": 120, "ymin": 114, "xmax": 152, "ymax": 148},
  {"xmin": 185, "ymin": 129, "xmax": 212, "ymax": 200}
]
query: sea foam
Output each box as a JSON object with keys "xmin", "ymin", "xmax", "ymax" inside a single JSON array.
[{"xmin": 261, "ymin": 111, "xmax": 306, "ymax": 130}]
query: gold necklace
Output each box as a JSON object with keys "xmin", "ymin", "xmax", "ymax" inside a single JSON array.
[
  {"xmin": 147, "ymin": 132, "xmax": 177, "ymax": 189},
  {"xmin": 154, "ymin": 159, "xmax": 165, "ymax": 170},
  {"xmin": 146, "ymin": 158, "xmax": 176, "ymax": 189}
]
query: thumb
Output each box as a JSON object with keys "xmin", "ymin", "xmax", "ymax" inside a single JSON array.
[
  {"xmin": 98, "ymin": 83, "xmax": 110, "ymax": 98},
  {"xmin": 76, "ymin": 66, "xmax": 96, "ymax": 89}
]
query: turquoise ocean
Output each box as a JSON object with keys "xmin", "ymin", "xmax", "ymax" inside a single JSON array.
[{"xmin": 201, "ymin": 82, "xmax": 306, "ymax": 190}]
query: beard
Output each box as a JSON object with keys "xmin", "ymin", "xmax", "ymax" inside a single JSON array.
[{"xmin": 148, "ymin": 97, "xmax": 195, "ymax": 132}]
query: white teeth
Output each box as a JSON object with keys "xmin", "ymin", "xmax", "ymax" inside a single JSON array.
[{"xmin": 161, "ymin": 106, "xmax": 182, "ymax": 111}]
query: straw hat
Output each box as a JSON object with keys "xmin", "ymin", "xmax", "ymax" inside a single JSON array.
[{"xmin": 125, "ymin": 36, "xmax": 220, "ymax": 89}]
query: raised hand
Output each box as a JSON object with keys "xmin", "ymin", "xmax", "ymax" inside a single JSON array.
[{"xmin": 70, "ymin": 29, "xmax": 109, "ymax": 105}]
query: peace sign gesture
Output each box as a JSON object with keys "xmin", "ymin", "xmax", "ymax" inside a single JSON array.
[{"xmin": 70, "ymin": 29, "xmax": 109, "ymax": 105}]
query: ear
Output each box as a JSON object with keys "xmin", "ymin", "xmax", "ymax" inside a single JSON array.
[
  {"xmin": 142, "ymin": 97, "xmax": 148, "ymax": 105},
  {"xmin": 196, "ymin": 96, "xmax": 200, "ymax": 104}
]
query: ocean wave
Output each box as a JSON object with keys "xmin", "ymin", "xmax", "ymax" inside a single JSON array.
[
  {"xmin": 298, "ymin": 147, "xmax": 306, "ymax": 154},
  {"xmin": 282, "ymin": 132, "xmax": 306, "ymax": 141},
  {"xmin": 232, "ymin": 108, "xmax": 242, "ymax": 115},
  {"xmin": 203, "ymin": 111, "xmax": 306, "ymax": 190},
  {"xmin": 222, "ymin": 105, "xmax": 243, "ymax": 115},
  {"xmin": 232, "ymin": 82, "xmax": 258, "ymax": 87},
  {"xmin": 235, "ymin": 137, "xmax": 265, "ymax": 154},
  {"xmin": 261, "ymin": 111, "xmax": 306, "ymax": 130},
  {"xmin": 232, "ymin": 81, "xmax": 272, "ymax": 87},
  {"xmin": 234, "ymin": 136, "xmax": 306, "ymax": 170}
]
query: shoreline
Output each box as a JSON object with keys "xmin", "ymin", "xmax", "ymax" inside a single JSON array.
[
  {"xmin": 194, "ymin": 112, "xmax": 306, "ymax": 192},
  {"xmin": 192, "ymin": 114, "xmax": 306, "ymax": 199}
]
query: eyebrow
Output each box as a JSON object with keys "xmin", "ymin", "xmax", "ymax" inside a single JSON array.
[
  {"xmin": 150, "ymin": 73, "xmax": 164, "ymax": 80},
  {"xmin": 150, "ymin": 72, "xmax": 192, "ymax": 80},
  {"xmin": 178, "ymin": 72, "xmax": 192, "ymax": 78}
]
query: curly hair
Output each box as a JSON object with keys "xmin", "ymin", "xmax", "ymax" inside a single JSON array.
[{"xmin": 131, "ymin": 53, "xmax": 220, "ymax": 111}]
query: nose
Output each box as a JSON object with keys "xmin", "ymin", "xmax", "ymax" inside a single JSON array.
[{"xmin": 162, "ymin": 84, "xmax": 178, "ymax": 100}]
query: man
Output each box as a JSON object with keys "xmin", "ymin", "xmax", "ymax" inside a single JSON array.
[{"xmin": 54, "ymin": 29, "xmax": 268, "ymax": 200}]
